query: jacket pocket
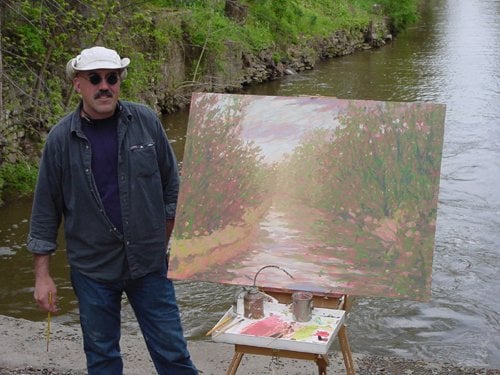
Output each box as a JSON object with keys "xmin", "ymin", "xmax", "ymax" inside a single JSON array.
[{"xmin": 129, "ymin": 142, "xmax": 158, "ymax": 177}]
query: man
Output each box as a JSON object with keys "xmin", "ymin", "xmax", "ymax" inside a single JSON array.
[{"xmin": 27, "ymin": 46, "xmax": 198, "ymax": 375}]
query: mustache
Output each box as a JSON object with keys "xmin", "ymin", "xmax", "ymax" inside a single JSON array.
[{"xmin": 94, "ymin": 90, "xmax": 113, "ymax": 99}]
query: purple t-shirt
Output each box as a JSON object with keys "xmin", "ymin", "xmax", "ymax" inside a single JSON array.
[{"xmin": 81, "ymin": 115, "xmax": 123, "ymax": 232}]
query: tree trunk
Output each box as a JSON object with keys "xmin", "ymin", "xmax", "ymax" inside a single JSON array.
[{"xmin": 0, "ymin": 3, "xmax": 4, "ymax": 124}]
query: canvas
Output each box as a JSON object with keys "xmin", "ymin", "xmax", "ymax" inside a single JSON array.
[{"xmin": 168, "ymin": 93, "xmax": 446, "ymax": 301}]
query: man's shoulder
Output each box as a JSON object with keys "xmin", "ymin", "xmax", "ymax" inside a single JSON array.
[
  {"xmin": 120, "ymin": 100, "xmax": 157, "ymax": 118},
  {"xmin": 48, "ymin": 110, "xmax": 77, "ymax": 137}
]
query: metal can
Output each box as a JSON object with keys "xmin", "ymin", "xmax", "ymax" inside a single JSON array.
[{"xmin": 243, "ymin": 288, "xmax": 264, "ymax": 319}]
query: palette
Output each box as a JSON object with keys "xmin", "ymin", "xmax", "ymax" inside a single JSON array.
[{"xmin": 211, "ymin": 300, "xmax": 345, "ymax": 354}]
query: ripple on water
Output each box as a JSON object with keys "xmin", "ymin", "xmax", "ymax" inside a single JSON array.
[{"xmin": 0, "ymin": 247, "xmax": 16, "ymax": 256}]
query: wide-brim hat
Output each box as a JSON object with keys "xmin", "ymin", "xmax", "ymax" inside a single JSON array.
[{"xmin": 66, "ymin": 46, "xmax": 130, "ymax": 80}]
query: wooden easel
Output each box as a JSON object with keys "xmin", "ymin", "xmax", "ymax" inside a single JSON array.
[{"xmin": 224, "ymin": 288, "xmax": 356, "ymax": 375}]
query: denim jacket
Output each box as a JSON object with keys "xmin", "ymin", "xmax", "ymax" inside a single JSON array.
[{"xmin": 27, "ymin": 101, "xmax": 179, "ymax": 281}]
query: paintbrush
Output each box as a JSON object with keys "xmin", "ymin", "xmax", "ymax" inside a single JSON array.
[
  {"xmin": 212, "ymin": 318, "xmax": 245, "ymax": 337},
  {"xmin": 205, "ymin": 314, "xmax": 234, "ymax": 336},
  {"xmin": 46, "ymin": 292, "xmax": 52, "ymax": 352}
]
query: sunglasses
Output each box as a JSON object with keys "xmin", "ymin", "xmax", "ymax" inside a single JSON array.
[{"xmin": 81, "ymin": 72, "xmax": 120, "ymax": 86}]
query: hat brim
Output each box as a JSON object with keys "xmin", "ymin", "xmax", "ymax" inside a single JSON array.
[{"xmin": 73, "ymin": 57, "xmax": 130, "ymax": 71}]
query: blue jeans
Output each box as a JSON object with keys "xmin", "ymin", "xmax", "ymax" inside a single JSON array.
[{"xmin": 71, "ymin": 268, "xmax": 198, "ymax": 375}]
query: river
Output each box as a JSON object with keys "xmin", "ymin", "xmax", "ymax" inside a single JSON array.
[{"xmin": 0, "ymin": 0, "xmax": 499, "ymax": 368}]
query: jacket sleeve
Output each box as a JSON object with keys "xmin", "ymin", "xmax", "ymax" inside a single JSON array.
[{"xmin": 27, "ymin": 132, "xmax": 64, "ymax": 254}]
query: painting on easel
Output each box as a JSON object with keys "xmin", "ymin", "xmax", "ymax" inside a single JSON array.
[{"xmin": 168, "ymin": 93, "xmax": 446, "ymax": 301}]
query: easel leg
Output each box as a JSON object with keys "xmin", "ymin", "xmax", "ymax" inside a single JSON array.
[
  {"xmin": 338, "ymin": 325, "xmax": 355, "ymax": 375},
  {"xmin": 315, "ymin": 354, "xmax": 329, "ymax": 375},
  {"xmin": 225, "ymin": 351, "xmax": 244, "ymax": 375}
]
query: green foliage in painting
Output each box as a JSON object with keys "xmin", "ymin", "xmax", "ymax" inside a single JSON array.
[
  {"xmin": 277, "ymin": 101, "xmax": 444, "ymax": 295},
  {"xmin": 284, "ymin": 102, "xmax": 443, "ymax": 223},
  {"xmin": 176, "ymin": 94, "xmax": 273, "ymax": 238}
]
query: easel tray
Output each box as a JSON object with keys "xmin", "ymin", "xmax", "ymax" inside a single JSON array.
[{"xmin": 211, "ymin": 302, "xmax": 346, "ymax": 355}]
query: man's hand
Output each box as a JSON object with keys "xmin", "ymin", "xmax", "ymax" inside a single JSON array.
[
  {"xmin": 33, "ymin": 254, "xmax": 59, "ymax": 313},
  {"xmin": 34, "ymin": 277, "xmax": 58, "ymax": 313}
]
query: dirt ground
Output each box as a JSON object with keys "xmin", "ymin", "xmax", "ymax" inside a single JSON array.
[{"xmin": 1, "ymin": 315, "xmax": 498, "ymax": 375}]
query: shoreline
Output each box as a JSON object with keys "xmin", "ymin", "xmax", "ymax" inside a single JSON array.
[{"xmin": 1, "ymin": 315, "xmax": 498, "ymax": 374}]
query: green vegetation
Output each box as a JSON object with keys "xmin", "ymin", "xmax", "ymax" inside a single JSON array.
[
  {"xmin": 0, "ymin": 162, "xmax": 38, "ymax": 205},
  {"xmin": 0, "ymin": 0, "xmax": 420, "ymax": 203},
  {"xmin": 377, "ymin": 0, "xmax": 419, "ymax": 31}
]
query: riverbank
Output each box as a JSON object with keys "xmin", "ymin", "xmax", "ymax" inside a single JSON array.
[
  {"xmin": 1, "ymin": 1, "xmax": 400, "ymax": 205},
  {"xmin": 0, "ymin": 315, "xmax": 497, "ymax": 375}
]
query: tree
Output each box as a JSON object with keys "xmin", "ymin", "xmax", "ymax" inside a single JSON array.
[
  {"xmin": 0, "ymin": 1, "xmax": 7, "ymax": 165},
  {"xmin": 0, "ymin": 1, "xmax": 5, "ymax": 125}
]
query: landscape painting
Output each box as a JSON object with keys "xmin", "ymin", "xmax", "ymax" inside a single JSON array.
[{"xmin": 168, "ymin": 93, "xmax": 446, "ymax": 301}]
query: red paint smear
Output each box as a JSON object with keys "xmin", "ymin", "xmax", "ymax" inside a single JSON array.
[
  {"xmin": 240, "ymin": 315, "xmax": 289, "ymax": 337},
  {"xmin": 316, "ymin": 330, "xmax": 330, "ymax": 338}
]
